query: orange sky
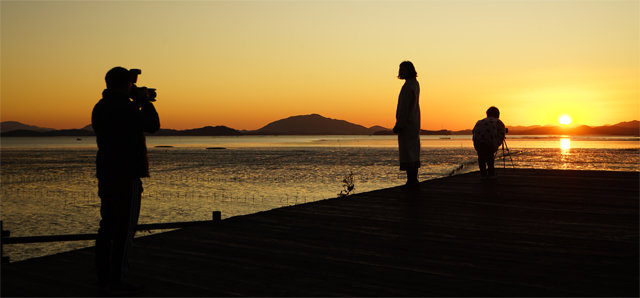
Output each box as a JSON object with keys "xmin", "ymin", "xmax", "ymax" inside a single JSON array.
[{"xmin": 1, "ymin": 0, "xmax": 638, "ymax": 131}]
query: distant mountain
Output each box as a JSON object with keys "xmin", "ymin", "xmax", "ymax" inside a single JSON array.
[
  {"xmin": 1, "ymin": 128, "xmax": 95, "ymax": 137},
  {"xmin": 374, "ymin": 129, "xmax": 462, "ymax": 135},
  {"xmin": 250, "ymin": 114, "xmax": 380, "ymax": 135},
  {"xmin": 507, "ymin": 121, "xmax": 639, "ymax": 136},
  {"xmin": 591, "ymin": 121, "xmax": 640, "ymax": 136},
  {"xmin": 368, "ymin": 125, "xmax": 390, "ymax": 134},
  {"xmin": 452, "ymin": 129, "xmax": 472, "ymax": 135},
  {"xmin": 1, "ymin": 121, "xmax": 54, "ymax": 133},
  {"xmin": 372, "ymin": 121, "xmax": 640, "ymax": 136},
  {"xmin": 1, "ymin": 119, "xmax": 638, "ymax": 137},
  {"xmin": 67, "ymin": 124, "xmax": 241, "ymax": 136},
  {"xmin": 613, "ymin": 120, "xmax": 640, "ymax": 128},
  {"xmin": 155, "ymin": 126, "xmax": 242, "ymax": 136},
  {"xmin": 0, "ymin": 122, "xmax": 241, "ymax": 137}
]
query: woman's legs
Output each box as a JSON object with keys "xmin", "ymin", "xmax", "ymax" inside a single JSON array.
[
  {"xmin": 404, "ymin": 163, "xmax": 419, "ymax": 187},
  {"xmin": 406, "ymin": 168, "xmax": 418, "ymax": 185}
]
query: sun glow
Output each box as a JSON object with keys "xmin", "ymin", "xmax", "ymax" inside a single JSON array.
[
  {"xmin": 1, "ymin": 1, "xmax": 638, "ymax": 130},
  {"xmin": 558, "ymin": 115, "xmax": 573, "ymax": 125}
]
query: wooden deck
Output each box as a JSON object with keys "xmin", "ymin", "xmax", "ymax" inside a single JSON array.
[{"xmin": 2, "ymin": 169, "xmax": 638, "ymax": 296}]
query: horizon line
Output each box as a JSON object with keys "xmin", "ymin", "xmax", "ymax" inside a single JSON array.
[{"xmin": 2, "ymin": 118, "xmax": 639, "ymax": 133}]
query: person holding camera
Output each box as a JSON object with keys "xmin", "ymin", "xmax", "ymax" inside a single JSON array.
[
  {"xmin": 472, "ymin": 106, "xmax": 506, "ymax": 178},
  {"xmin": 91, "ymin": 66, "xmax": 159, "ymax": 293},
  {"xmin": 393, "ymin": 61, "xmax": 421, "ymax": 189}
]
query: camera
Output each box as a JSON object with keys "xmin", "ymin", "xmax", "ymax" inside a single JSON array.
[{"xmin": 129, "ymin": 69, "xmax": 157, "ymax": 102}]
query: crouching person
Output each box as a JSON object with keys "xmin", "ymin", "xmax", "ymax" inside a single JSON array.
[{"xmin": 472, "ymin": 106, "xmax": 505, "ymax": 178}]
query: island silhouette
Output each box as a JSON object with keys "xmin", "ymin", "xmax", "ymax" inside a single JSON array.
[{"xmin": 1, "ymin": 115, "xmax": 638, "ymax": 137}]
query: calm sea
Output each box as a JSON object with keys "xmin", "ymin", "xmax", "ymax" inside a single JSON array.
[{"xmin": 1, "ymin": 135, "xmax": 639, "ymax": 261}]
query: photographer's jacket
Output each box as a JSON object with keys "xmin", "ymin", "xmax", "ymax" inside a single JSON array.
[
  {"xmin": 472, "ymin": 117, "xmax": 506, "ymax": 152},
  {"xmin": 92, "ymin": 89, "xmax": 160, "ymax": 180}
]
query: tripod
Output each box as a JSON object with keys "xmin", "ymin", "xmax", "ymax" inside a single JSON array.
[{"xmin": 500, "ymin": 138, "xmax": 515, "ymax": 169}]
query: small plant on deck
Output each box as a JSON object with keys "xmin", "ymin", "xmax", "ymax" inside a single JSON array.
[{"xmin": 338, "ymin": 171, "xmax": 355, "ymax": 198}]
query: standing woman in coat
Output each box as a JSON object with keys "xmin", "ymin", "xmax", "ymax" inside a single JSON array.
[{"xmin": 393, "ymin": 61, "xmax": 421, "ymax": 188}]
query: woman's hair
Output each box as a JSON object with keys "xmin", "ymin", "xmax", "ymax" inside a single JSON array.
[
  {"xmin": 486, "ymin": 106, "xmax": 500, "ymax": 118},
  {"xmin": 398, "ymin": 61, "xmax": 417, "ymax": 79}
]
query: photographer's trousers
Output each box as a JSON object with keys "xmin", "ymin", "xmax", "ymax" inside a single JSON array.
[
  {"xmin": 474, "ymin": 143, "xmax": 497, "ymax": 177},
  {"xmin": 95, "ymin": 178, "xmax": 142, "ymax": 283}
]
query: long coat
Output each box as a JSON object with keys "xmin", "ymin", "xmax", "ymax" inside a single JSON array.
[{"xmin": 395, "ymin": 78, "xmax": 421, "ymax": 169}]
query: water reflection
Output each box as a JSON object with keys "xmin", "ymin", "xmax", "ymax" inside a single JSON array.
[
  {"xmin": 560, "ymin": 138, "xmax": 571, "ymax": 152},
  {"xmin": 560, "ymin": 137, "xmax": 571, "ymax": 169}
]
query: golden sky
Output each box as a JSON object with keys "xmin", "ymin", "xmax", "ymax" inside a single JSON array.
[{"xmin": 1, "ymin": 0, "xmax": 638, "ymax": 130}]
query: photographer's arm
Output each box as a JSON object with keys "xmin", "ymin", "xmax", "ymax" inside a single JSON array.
[{"xmin": 139, "ymin": 100, "xmax": 160, "ymax": 133}]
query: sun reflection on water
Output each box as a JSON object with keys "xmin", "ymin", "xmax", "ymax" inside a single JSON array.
[
  {"xmin": 560, "ymin": 138, "xmax": 571, "ymax": 152},
  {"xmin": 560, "ymin": 137, "xmax": 571, "ymax": 169}
]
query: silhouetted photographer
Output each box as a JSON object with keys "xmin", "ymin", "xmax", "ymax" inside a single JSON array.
[
  {"xmin": 91, "ymin": 66, "xmax": 159, "ymax": 293},
  {"xmin": 472, "ymin": 106, "xmax": 506, "ymax": 178}
]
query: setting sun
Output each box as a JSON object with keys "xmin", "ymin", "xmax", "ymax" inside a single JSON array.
[{"xmin": 558, "ymin": 115, "xmax": 573, "ymax": 126}]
